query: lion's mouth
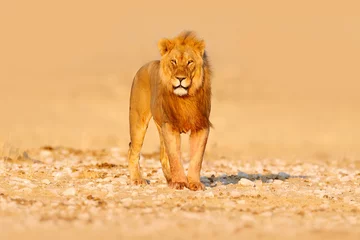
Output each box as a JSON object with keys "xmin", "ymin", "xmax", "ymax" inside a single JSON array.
[
  {"xmin": 173, "ymin": 85, "xmax": 189, "ymax": 96},
  {"xmin": 173, "ymin": 85, "xmax": 189, "ymax": 90}
]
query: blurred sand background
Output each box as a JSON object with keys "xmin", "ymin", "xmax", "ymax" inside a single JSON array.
[{"xmin": 1, "ymin": 0, "xmax": 360, "ymax": 161}]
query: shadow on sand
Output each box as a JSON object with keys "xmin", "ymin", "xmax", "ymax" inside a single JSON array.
[{"xmin": 200, "ymin": 171, "xmax": 308, "ymax": 188}]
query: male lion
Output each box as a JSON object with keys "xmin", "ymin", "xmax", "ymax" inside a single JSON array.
[{"xmin": 128, "ymin": 31, "xmax": 212, "ymax": 191}]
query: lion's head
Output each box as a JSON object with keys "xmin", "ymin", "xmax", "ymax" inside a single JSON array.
[{"xmin": 158, "ymin": 31, "xmax": 206, "ymax": 97}]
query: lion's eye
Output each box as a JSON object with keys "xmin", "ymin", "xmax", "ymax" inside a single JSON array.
[
  {"xmin": 171, "ymin": 59, "xmax": 177, "ymax": 65},
  {"xmin": 187, "ymin": 60, "xmax": 194, "ymax": 65}
]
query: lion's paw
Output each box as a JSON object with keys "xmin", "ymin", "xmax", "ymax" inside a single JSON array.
[
  {"xmin": 131, "ymin": 178, "xmax": 149, "ymax": 185},
  {"xmin": 169, "ymin": 181, "xmax": 188, "ymax": 190},
  {"xmin": 188, "ymin": 182, "xmax": 205, "ymax": 191}
]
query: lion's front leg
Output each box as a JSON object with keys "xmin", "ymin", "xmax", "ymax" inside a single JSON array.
[
  {"xmin": 187, "ymin": 127, "xmax": 210, "ymax": 191},
  {"xmin": 162, "ymin": 123, "xmax": 188, "ymax": 190}
]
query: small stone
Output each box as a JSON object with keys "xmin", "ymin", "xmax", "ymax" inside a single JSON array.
[
  {"xmin": 237, "ymin": 171, "xmax": 249, "ymax": 178},
  {"xmin": 320, "ymin": 203, "xmax": 330, "ymax": 209},
  {"xmin": 118, "ymin": 177, "xmax": 128, "ymax": 185},
  {"xmin": 153, "ymin": 200, "xmax": 164, "ymax": 206},
  {"xmin": 103, "ymin": 184, "xmax": 114, "ymax": 192},
  {"xmin": 278, "ymin": 172, "xmax": 290, "ymax": 180},
  {"xmin": 131, "ymin": 192, "xmax": 139, "ymax": 197},
  {"xmin": 40, "ymin": 150, "xmax": 52, "ymax": 158},
  {"xmin": 18, "ymin": 187, "xmax": 32, "ymax": 194},
  {"xmin": 200, "ymin": 176, "xmax": 211, "ymax": 183},
  {"xmin": 52, "ymin": 172, "xmax": 64, "ymax": 180},
  {"xmin": 204, "ymin": 191, "xmax": 214, "ymax": 198},
  {"xmin": 110, "ymin": 147, "xmax": 121, "ymax": 153},
  {"xmin": 230, "ymin": 191, "xmax": 241, "ymax": 198},
  {"xmin": 340, "ymin": 176, "xmax": 351, "ymax": 182},
  {"xmin": 241, "ymin": 215, "xmax": 256, "ymax": 227},
  {"xmin": 42, "ymin": 179, "xmax": 51, "ymax": 185},
  {"xmin": 121, "ymin": 197, "xmax": 133, "ymax": 207},
  {"xmin": 157, "ymin": 194, "xmax": 166, "ymax": 200},
  {"xmin": 145, "ymin": 189, "xmax": 156, "ymax": 194},
  {"xmin": 78, "ymin": 212, "xmax": 91, "ymax": 221},
  {"xmin": 103, "ymin": 177, "xmax": 113, "ymax": 182},
  {"xmin": 142, "ymin": 208, "xmax": 153, "ymax": 214},
  {"xmin": 225, "ymin": 200, "xmax": 237, "ymax": 208},
  {"xmin": 239, "ymin": 178, "xmax": 255, "ymax": 187},
  {"xmin": 27, "ymin": 183, "xmax": 38, "ymax": 188},
  {"xmin": 106, "ymin": 192, "xmax": 115, "ymax": 198},
  {"xmin": 263, "ymin": 212, "xmax": 273, "ymax": 217},
  {"xmin": 63, "ymin": 187, "xmax": 76, "ymax": 196},
  {"xmin": 273, "ymin": 180, "xmax": 283, "ymax": 185}
]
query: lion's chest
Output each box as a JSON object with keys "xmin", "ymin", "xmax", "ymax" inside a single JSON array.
[{"xmin": 161, "ymin": 97, "xmax": 209, "ymax": 132}]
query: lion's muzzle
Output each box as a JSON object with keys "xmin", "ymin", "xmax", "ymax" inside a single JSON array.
[{"xmin": 172, "ymin": 76, "xmax": 190, "ymax": 96}]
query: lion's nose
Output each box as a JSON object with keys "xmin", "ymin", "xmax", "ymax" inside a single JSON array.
[{"xmin": 176, "ymin": 76, "xmax": 186, "ymax": 82}]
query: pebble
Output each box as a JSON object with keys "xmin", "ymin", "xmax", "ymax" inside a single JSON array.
[
  {"xmin": 239, "ymin": 178, "xmax": 255, "ymax": 187},
  {"xmin": 118, "ymin": 178, "xmax": 127, "ymax": 185},
  {"xmin": 40, "ymin": 150, "xmax": 52, "ymax": 159},
  {"xmin": 200, "ymin": 176, "xmax": 211, "ymax": 183},
  {"xmin": 142, "ymin": 208, "xmax": 153, "ymax": 214},
  {"xmin": 340, "ymin": 176, "xmax": 351, "ymax": 182},
  {"xmin": 255, "ymin": 180, "xmax": 263, "ymax": 187},
  {"xmin": 225, "ymin": 200, "xmax": 237, "ymax": 208},
  {"xmin": 241, "ymin": 215, "xmax": 256, "ymax": 227},
  {"xmin": 278, "ymin": 172, "xmax": 290, "ymax": 180},
  {"xmin": 78, "ymin": 212, "xmax": 91, "ymax": 221},
  {"xmin": 103, "ymin": 184, "xmax": 114, "ymax": 192},
  {"xmin": 260, "ymin": 211, "xmax": 272, "ymax": 217},
  {"xmin": 153, "ymin": 200, "xmax": 164, "ymax": 206},
  {"xmin": 106, "ymin": 192, "xmax": 115, "ymax": 198},
  {"xmin": 145, "ymin": 189, "xmax": 157, "ymax": 194},
  {"xmin": 18, "ymin": 187, "xmax": 32, "ymax": 194},
  {"xmin": 237, "ymin": 171, "xmax": 249, "ymax": 178},
  {"xmin": 63, "ymin": 187, "xmax": 76, "ymax": 196},
  {"xmin": 204, "ymin": 191, "xmax": 214, "ymax": 198},
  {"xmin": 157, "ymin": 194, "xmax": 166, "ymax": 200},
  {"xmin": 120, "ymin": 198, "xmax": 133, "ymax": 207},
  {"xmin": 131, "ymin": 192, "xmax": 139, "ymax": 197},
  {"xmin": 11, "ymin": 177, "xmax": 31, "ymax": 184},
  {"xmin": 320, "ymin": 203, "xmax": 329, "ymax": 209},
  {"xmin": 230, "ymin": 191, "xmax": 241, "ymax": 198},
  {"xmin": 273, "ymin": 180, "xmax": 283, "ymax": 185},
  {"xmin": 42, "ymin": 179, "xmax": 51, "ymax": 185},
  {"xmin": 52, "ymin": 172, "xmax": 65, "ymax": 180}
]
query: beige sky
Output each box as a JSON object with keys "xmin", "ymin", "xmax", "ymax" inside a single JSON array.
[{"xmin": 1, "ymin": 1, "xmax": 360, "ymax": 160}]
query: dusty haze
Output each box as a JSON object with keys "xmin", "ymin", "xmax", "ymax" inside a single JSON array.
[{"xmin": 1, "ymin": 0, "xmax": 360, "ymax": 161}]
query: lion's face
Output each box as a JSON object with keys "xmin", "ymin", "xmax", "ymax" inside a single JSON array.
[{"xmin": 158, "ymin": 35, "xmax": 205, "ymax": 97}]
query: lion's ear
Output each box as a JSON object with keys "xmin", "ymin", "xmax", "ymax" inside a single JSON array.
[
  {"xmin": 158, "ymin": 38, "xmax": 174, "ymax": 56},
  {"xmin": 196, "ymin": 40, "xmax": 205, "ymax": 58}
]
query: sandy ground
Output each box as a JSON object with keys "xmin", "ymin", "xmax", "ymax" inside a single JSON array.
[
  {"xmin": 1, "ymin": 1, "xmax": 360, "ymax": 239},
  {"xmin": 0, "ymin": 147, "xmax": 359, "ymax": 240}
]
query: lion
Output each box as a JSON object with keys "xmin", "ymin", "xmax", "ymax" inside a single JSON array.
[{"xmin": 128, "ymin": 31, "xmax": 212, "ymax": 191}]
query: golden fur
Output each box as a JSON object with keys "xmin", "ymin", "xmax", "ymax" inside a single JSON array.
[{"xmin": 128, "ymin": 31, "xmax": 212, "ymax": 191}]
